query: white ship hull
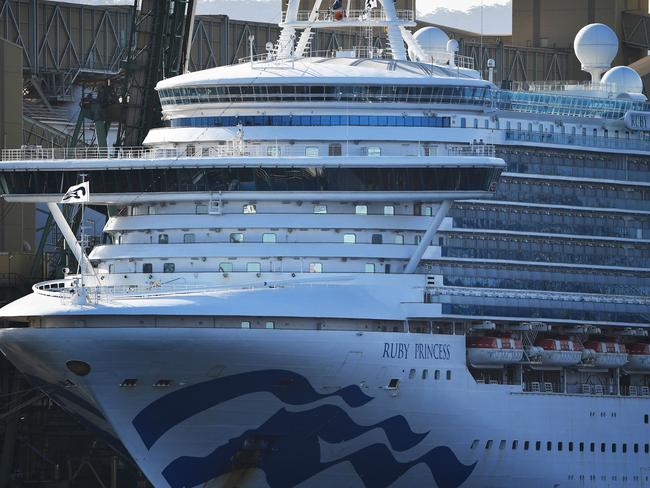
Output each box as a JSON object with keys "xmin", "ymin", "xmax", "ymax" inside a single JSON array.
[{"xmin": 2, "ymin": 327, "xmax": 649, "ymax": 488}]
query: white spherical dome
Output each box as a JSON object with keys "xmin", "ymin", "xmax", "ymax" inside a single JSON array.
[
  {"xmin": 409, "ymin": 26, "xmax": 449, "ymax": 61},
  {"xmin": 601, "ymin": 66, "xmax": 644, "ymax": 93},
  {"xmin": 574, "ymin": 23, "xmax": 618, "ymax": 69}
]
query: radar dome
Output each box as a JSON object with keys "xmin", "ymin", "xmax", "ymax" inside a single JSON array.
[
  {"xmin": 574, "ymin": 23, "xmax": 618, "ymax": 70},
  {"xmin": 601, "ymin": 66, "xmax": 644, "ymax": 93},
  {"xmin": 409, "ymin": 26, "xmax": 449, "ymax": 61}
]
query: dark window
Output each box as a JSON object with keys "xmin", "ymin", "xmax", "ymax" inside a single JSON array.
[
  {"xmin": 158, "ymin": 234, "xmax": 169, "ymax": 244},
  {"xmin": 446, "ymin": 370, "xmax": 452, "ymax": 380},
  {"xmin": 512, "ymin": 440, "xmax": 518, "ymax": 450},
  {"xmin": 547, "ymin": 441, "xmax": 552, "ymax": 451},
  {"xmin": 579, "ymin": 442, "xmax": 584, "ymax": 452},
  {"xmin": 524, "ymin": 441, "xmax": 529, "ymax": 450},
  {"xmin": 163, "ymin": 263, "xmax": 175, "ymax": 273},
  {"xmin": 142, "ymin": 263, "xmax": 153, "ymax": 273},
  {"xmin": 485, "ymin": 440, "xmax": 493, "ymax": 449},
  {"xmin": 568, "ymin": 442, "xmax": 573, "ymax": 452},
  {"xmin": 535, "ymin": 441, "xmax": 541, "ymax": 451},
  {"xmin": 372, "ymin": 234, "xmax": 383, "ymax": 244}
]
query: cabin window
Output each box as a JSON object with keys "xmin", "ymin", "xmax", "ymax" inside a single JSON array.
[
  {"xmin": 163, "ymin": 263, "xmax": 175, "ymax": 273},
  {"xmin": 196, "ymin": 205, "xmax": 208, "ymax": 214},
  {"xmin": 499, "ymin": 440, "xmax": 506, "ymax": 450},
  {"xmin": 634, "ymin": 443, "xmax": 639, "ymax": 453},
  {"xmin": 470, "ymin": 440, "xmax": 479, "ymax": 449},
  {"xmin": 265, "ymin": 321, "xmax": 275, "ymax": 329},
  {"xmin": 364, "ymin": 263, "xmax": 375, "ymax": 273},
  {"xmin": 590, "ymin": 442, "xmax": 595, "ymax": 452},
  {"xmin": 355, "ymin": 205, "xmax": 368, "ymax": 215},
  {"xmin": 219, "ymin": 262, "xmax": 233, "ymax": 272},
  {"xmin": 247, "ymin": 262, "xmax": 261, "ymax": 272},
  {"xmin": 394, "ymin": 235, "xmax": 404, "ymax": 245},
  {"xmin": 644, "ymin": 414, "xmax": 648, "ymax": 424},
  {"xmin": 384, "ymin": 264, "xmax": 391, "ymax": 274},
  {"xmin": 262, "ymin": 233, "xmax": 277, "ymax": 243},
  {"xmin": 473, "ymin": 118, "xmax": 479, "ymax": 129},
  {"xmin": 108, "ymin": 264, "xmax": 115, "ymax": 273},
  {"xmin": 314, "ymin": 204, "xmax": 327, "ymax": 214},
  {"xmin": 384, "ymin": 205, "xmax": 394, "ymax": 215},
  {"xmin": 372, "ymin": 234, "xmax": 383, "ymax": 244},
  {"xmin": 183, "ymin": 233, "xmax": 195, "ymax": 243},
  {"xmin": 485, "ymin": 440, "xmax": 492, "ymax": 450},
  {"xmin": 329, "ymin": 143, "xmax": 342, "ymax": 156},
  {"xmin": 460, "ymin": 118, "xmax": 467, "ymax": 128},
  {"xmin": 305, "ymin": 146, "xmax": 319, "ymax": 157},
  {"xmin": 148, "ymin": 206, "xmax": 156, "ymax": 215},
  {"xmin": 484, "ymin": 119, "xmax": 489, "ymax": 129},
  {"xmin": 612, "ymin": 443, "xmax": 616, "ymax": 453},
  {"xmin": 387, "ymin": 378, "xmax": 400, "ymax": 389},
  {"xmin": 366, "ymin": 146, "xmax": 381, "ymax": 157},
  {"xmin": 512, "ymin": 440, "xmax": 518, "ymax": 450},
  {"xmin": 568, "ymin": 442, "xmax": 574, "ymax": 452},
  {"xmin": 230, "ymin": 233, "xmax": 244, "ymax": 243},
  {"xmin": 415, "ymin": 235, "xmax": 423, "ymax": 245},
  {"xmin": 158, "ymin": 234, "xmax": 169, "ymax": 244},
  {"xmin": 524, "ymin": 441, "xmax": 529, "ymax": 450},
  {"xmin": 267, "ymin": 146, "xmax": 281, "ymax": 157},
  {"xmin": 309, "ymin": 262, "xmax": 323, "ymax": 273},
  {"xmin": 535, "ymin": 441, "xmax": 541, "ymax": 451},
  {"xmin": 446, "ymin": 370, "xmax": 451, "ymax": 380},
  {"xmin": 557, "ymin": 442, "xmax": 562, "ymax": 451},
  {"xmin": 434, "ymin": 370, "xmax": 440, "ymax": 380},
  {"xmin": 243, "ymin": 204, "xmax": 256, "ymax": 214},
  {"xmin": 622, "ymin": 443, "xmax": 627, "ymax": 453},
  {"xmin": 601, "ymin": 443, "xmax": 606, "ymax": 453},
  {"xmin": 142, "ymin": 263, "xmax": 153, "ymax": 273},
  {"xmin": 343, "ymin": 234, "xmax": 356, "ymax": 244},
  {"xmin": 241, "ymin": 321, "xmax": 251, "ymax": 329},
  {"xmin": 409, "ymin": 369, "xmax": 416, "ymax": 379},
  {"xmin": 422, "ymin": 369, "xmax": 428, "ymax": 379},
  {"xmin": 645, "ymin": 444, "xmax": 649, "ymax": 453}
]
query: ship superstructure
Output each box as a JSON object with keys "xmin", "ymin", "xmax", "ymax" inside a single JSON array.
[{"xmin": 0, "ymin": 2, "xmax": 649, "ymax": 487}]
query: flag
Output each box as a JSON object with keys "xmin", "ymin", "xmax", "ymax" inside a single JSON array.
[{"xmin": 61, "ymin": 181, "xmax": 90, "ymax": 204}]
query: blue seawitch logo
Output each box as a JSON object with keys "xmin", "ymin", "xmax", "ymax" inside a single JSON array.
[
  {"xmin": 133, "ymin": 369, "xmax": 373, "ymax": 449},
  {"xmin": 132, "ymin": 370, "xmax": 476, "ymax": 488}
]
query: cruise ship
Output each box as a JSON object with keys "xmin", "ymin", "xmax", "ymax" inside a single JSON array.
[{"xmin": 0, "ymin": 1, "xmax": 649, "ymax": 486}]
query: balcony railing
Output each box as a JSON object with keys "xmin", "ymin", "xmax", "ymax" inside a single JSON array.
[
  {"xmin": 1, "ymin": 143, "xmax": 496, "ymax": 162},
  {"xmin": 504, "ymin": 129, "xmax": 650, "ymax": 153}
]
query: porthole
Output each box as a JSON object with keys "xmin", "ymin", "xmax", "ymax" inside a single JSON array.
[{"xmin": 66, "ymin": 360, "xmax": 91, "ymax": 377}]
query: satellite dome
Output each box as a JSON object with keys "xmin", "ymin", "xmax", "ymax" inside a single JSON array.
[
  {"xmin": 574, "ymin": 23, "xmax": 618, "ymax": 70},
  {"xmin": 410, "ymin": 26, "xmax": 449, "ymax": 62},
  {"xmin": 601, "ymin": 65, "xmax": 644, "ymax": 93}
]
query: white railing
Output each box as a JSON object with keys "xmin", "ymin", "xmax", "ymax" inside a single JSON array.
[
  {"xmin": 1, "ymin": 143, "xmax": 495, "ymax": 162},
  {"xmin": 283, "ymin": 9, "xmax": 414, "ymax": 23}
]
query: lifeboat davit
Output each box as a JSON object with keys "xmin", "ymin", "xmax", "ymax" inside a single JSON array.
[
  {"xmin": 467, "ymin": 336, "xmax": 524, "ymax": 366},
  {"xmin": 626, "ymin": 343, "xmax": 650, "ymax": 371},
  {"xmin": 535, "ymin": 338, "xmax": 583, "ymax": 366},
  {"xmin": 583, "ymin": 341, "xmax": 628, "ymax": 368}
]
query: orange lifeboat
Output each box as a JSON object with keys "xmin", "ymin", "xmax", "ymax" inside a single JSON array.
[
  {"xmin": 534, "ymin": 338, "xmax": 583, "ymax": 366},
  {"xmin": 626, "ymin": 343, "xmax": 650, "ymax": 371},
  {"xmin": 583, "ymin": 341, "xmax": 628, "ymax": 368},
  {"xmin": 467, "ymin": 336, "xmax": 524, "ymax": 366}
]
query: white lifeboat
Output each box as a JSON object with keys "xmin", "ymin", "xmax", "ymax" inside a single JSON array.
[
  {"xmin": 583, "ymin": 341, "xmax": 628, "ymax": 368},
  {"xmin": 535, "ymin": 338, "xmax": 583, "ymax": 366},
  {"xmin": 626, "ymin": 343, "xmax": 650, "ymax": 371},
  {"xmin": 467, "ymin": 336, "xmax": 524, "ymax": 366}
]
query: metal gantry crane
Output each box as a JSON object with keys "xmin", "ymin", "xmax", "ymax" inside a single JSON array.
[{"xmin": 116, "ymin": 0, "xmax": 197, "ymax": 148}]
